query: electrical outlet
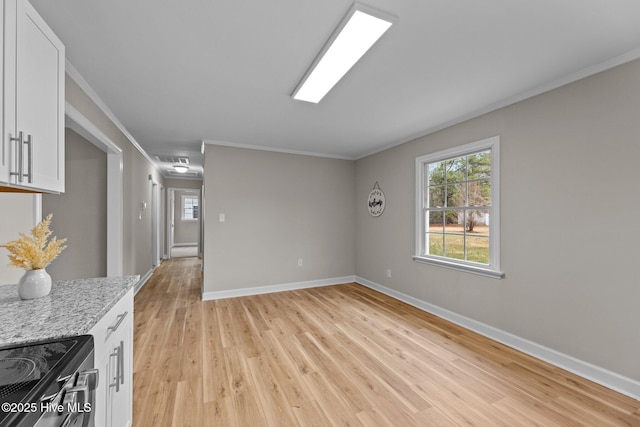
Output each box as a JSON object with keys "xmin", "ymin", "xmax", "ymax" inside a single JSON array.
[
  {"xmin": 298, "ymin": 259, "xmax": 303, "ymax": 267},
  {"xmin": 219, "ymin": 213, "xmax": 225, "ymax": 222},
  {"xmin": 386, "ymin": 268, "xmax": 392, "ymax": 278}
]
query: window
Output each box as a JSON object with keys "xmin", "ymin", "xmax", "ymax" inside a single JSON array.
[
  {"xmin": 181, "ymin": 195, "xmax": 199, "ymax": 221},
  {"xmin": 414, "ymin": 136, "xmax": 503, "ymax": 278}
]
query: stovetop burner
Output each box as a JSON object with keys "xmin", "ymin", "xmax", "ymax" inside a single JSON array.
[
  {"xmin": 0, "ymin": 339, "xmax": 76, "ymax": 405},
  {"xmin": 0, "ymin": 357, "xmax": 39, "ymax": 399}
]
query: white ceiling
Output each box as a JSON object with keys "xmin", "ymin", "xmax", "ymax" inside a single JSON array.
[{"xmin": 30, "ymin": 0, "xmax": 640, "ymax": 178}]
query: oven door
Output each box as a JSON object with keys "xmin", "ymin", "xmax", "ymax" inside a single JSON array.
[
  {"xmin": 34, "ymin": 349, "xmax": 96, "ymax": 427},
  {"xmin": 0, "ymin": 335, "xmax": 95, "ymax": 427}
]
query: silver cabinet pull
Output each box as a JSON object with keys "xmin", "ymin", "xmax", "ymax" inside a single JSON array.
[
  {"xmin": 107, "ymin": 311, "xmax": 128, "ymax": 332},
  {"xmin": 118, "ymin": 340, "xmax": 125, "ymax": 386},
  {"xmin": 109, "ymin": 341, "xmax": 125, "ymax": 392},
  {"xmin": 109, "ymin": 345, "xmax": 121, "ymax": 392},
  {"xmin": 9, "ymin": 132, "xmax": 23, "ymax": 183},
  {"xmin": 24, "ymin": 134, "xmax": 32, "ymax": 183}
]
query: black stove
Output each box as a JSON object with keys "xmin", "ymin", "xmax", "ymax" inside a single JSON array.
[{"xmin": 0, "ymin": 335, "xmax": 95, "ymax": 427}]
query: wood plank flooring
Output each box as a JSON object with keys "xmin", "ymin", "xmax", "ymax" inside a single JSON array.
[{"xmin": 133, "ymin": 258, "xmax": 640, "ymax": 426}]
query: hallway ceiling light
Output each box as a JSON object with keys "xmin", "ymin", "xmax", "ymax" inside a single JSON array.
[
  {"xmin": 173, "ymin": 164, "xmax": 189, "ymax": 173},
  {"xmin": 292, "ymin": 3, "xmax": 394, "ymax": 104}
]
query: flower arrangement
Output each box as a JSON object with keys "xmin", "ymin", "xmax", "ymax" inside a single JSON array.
[{"xmin": 0, "ymin": 214, "xmax": 67, "ymax": 270}]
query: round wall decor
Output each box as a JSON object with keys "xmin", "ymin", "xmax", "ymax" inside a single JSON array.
[{"xmin": 367, "ymin": 182, "xmax": 385, "ymax": 217}]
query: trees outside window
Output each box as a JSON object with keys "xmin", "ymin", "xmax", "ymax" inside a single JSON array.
[{"xmin": 415, "ymin": 136, "xmax": 502, "ymax": 277}]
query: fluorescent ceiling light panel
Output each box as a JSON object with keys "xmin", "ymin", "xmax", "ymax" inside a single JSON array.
[{"xmin": 292, "ymin": 3, "xmax": 394, "ymax": 103}]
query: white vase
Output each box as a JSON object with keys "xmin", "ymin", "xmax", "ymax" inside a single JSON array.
[{"xmin": 18, "ymin": 268, "xmax": 52, "ymax": 300}]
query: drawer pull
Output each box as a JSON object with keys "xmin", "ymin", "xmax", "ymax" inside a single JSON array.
[{"xmin": 107, "ymin": 311, "xmax": 128, "ymax": 332}]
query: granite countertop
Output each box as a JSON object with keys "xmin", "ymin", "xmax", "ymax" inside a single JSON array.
[{"xmin": 0, "ymin": 275, "xmax": 139, "ymax": 347}]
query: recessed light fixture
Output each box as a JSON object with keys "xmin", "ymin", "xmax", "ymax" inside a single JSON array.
[
  {"xmin": 292, "ymin": 3, "xmax": 394, "ymax": 104},
  {"xmin": 173, "ymin": 165, "xmax": 189, "ymax": 173}
]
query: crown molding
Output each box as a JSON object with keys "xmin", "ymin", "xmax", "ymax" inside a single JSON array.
[
  {"xmin": 356, "ymin": 46, "xmax": 640, "ymax": 160},
  {"xmin": 203, "ymin": 139, "xmax": 356, "ymax": 161}
]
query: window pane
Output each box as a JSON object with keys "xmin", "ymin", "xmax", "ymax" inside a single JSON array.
[
  {"xmin": 428, "ymin": 186, "xmax": 445, "ymax": 208},
  {"xmin": 468, "ymin": 179, "xmax": 491, "ymax": 207},
  {"xmin": 427, "ymin": 211, "xmax": 444, "ymax": 233},
  {"xmin": 427, "ymin": 233, "xmax": 444, "ymax": 256},
  {"xmin": 445, "ymin": 158, "xmax": 466, "ymax": 183},
  {"xmin": 443, "ymin": 209, "xmax": 464, "ymax": 232},
  {"xmin": 467, "ymin": 151, "xmax": 491, "ymax": 180},
  {"xmin": 466, "ymin": 236, "xmax": 489, "ymax": 264},
  {"xmin": 446, "ymin": 183, "xmax": 466, "ymax": 207},
  {"xmin": 427, "ymin": 162, "xmax": 444, "ymax": 186},
  {"xmin": 466, "ymin": 210, "xmax": 490, "ymax": 236},
  {"xmin": 444, "ymin": 234, "xmax": 465, "ymax": 260},
  {"xmin": 182, "ymin": 196, "xmax": 199, "ymax": 220}
]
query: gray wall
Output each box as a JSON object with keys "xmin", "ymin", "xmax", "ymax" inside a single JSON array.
[
  {"xmin": 66, "ymin": 74, "xmax": 164, "ymax": 278},
  {"xmin": 173, "ymin": 189, "xmax": 199, "ymax": 245},
  {"xmin": 203, "ymin": 145, "xmax": 355, "ymax": 293},
  {"xmin": 42, "ymin": 129, "xmax": 107, "ymax": 280},
  {"xmin": 0, "ymin": 194, "xmax": 38, "ymax": 285},
  {"xmin": 164, "ymin": 178, "xmax": 201, "ymax": 190},
  {"xmin": 355, "ymin": 59, "xmax": 640, "ymax": 381}
]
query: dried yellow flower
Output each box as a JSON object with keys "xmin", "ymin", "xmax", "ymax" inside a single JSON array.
[{"xmin": 0, "ymin": 214, "xmax": 67, "ymax": 270}]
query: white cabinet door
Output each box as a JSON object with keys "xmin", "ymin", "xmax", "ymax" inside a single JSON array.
[
  {"xmin": 89, "ymin": 289, "xmax": 134, "ymax": 427},
  {"xmin": 107, "ymin": 321, "xmax": 133, "ymax": 427},
  {"xmin": 94, "ymin": 352, "xmax": 110, "ymax": 427},
  {"xmin": 0, "ymin": 1, "xmax": 7, "ymax": 184},
  {"xmin": 2, "ymin": 0, "xmax": 64, "ymax": 192}
]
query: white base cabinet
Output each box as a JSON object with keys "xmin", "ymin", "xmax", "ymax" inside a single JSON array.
[
  {"xmin": 1, "ymin": 0, "xmax": 65, "ymax": 193},
  {"xmin": 89, "ymin": 289, "xmax": 134, "ymax": 427}
]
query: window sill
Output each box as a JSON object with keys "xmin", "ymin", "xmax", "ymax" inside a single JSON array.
[{"xmin": 412, "ymin": 256, "xmax": 504, "ymax": 279}]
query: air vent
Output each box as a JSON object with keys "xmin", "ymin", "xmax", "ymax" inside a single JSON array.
[
  {"xmin": 155, "ymin": 155, "xmax": 190, "ymax": 164},
  {"xmin": 166, "ymin": 170, "xmax": 199, "ymax": 177}
]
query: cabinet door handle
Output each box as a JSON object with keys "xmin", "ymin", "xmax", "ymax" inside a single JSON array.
[
  {"xmin": 9, "ymin": 132, "xmax": 23, "ymax": 183},
  {"xmin": 24, "ymin": 134, "xmax": 32, "ymax": 183},
  {"xmin": 119, "ymin": 340, "xmax": 125, "ymax": 386},
  {"xmin": 109, "ymin": 345, "xmax": 121, "ymax": 392},
  {"xmin": 107, "ymin": 311, "xmax": 128, "ymax": 332}
]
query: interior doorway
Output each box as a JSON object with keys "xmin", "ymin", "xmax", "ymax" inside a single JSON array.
[
  {"xmin": 66, "ymin": 104, "xmax": 123, "ymax": 276},
  {"xmin": 166, "ymin": 187, "xmax": 201, "ymax": 258},
  {"xmin": 150, "ymin": 177, "xmax": 162, "ymax": 267}
]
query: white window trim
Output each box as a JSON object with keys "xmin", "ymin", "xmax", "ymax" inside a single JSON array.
[
  {"xmin": 181, "ymin": 194, "xmax": 199, "ymax": 222},
  {"xmin": 414, "ymin": 136, "xmax": 504, "ymax": 279}
]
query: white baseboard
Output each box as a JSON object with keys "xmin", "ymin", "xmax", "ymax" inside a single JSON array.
[
  {"xmin": 355, "ymin": 276, "xmax": 640, "ymax": 401},
  {"xmin": 202, "ymin": 275, "xmax": 356, "ymax": 301},
  {"xmin": 134, "ymin": 267, "xmax": 156, "ymax": 295},
  {"xmin": 172, "ymin": 243, "xmax": 197, "ymax": 247}
]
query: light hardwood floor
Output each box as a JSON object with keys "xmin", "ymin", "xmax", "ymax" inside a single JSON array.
[{"xmin": 133, "ymin": 258, "xmax": 640, "ymax": 426}]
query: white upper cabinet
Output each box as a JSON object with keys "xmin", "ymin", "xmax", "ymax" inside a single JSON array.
[
  {"xmin": 1, "ymin": 0, "xmax": 64, "ymax": 193},
  {"xmin": 0, "ymin": 3, "xmax": 6, "ymax": 182}
]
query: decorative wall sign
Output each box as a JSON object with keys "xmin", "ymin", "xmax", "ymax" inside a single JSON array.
[{"xmin": 367, "ymin": 182, "xmax": 385, "ymax": 217}]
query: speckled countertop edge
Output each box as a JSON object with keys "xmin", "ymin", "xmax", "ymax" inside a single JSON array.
[{"xmin": 0, "ymin": 275, "xmax": 139, "ymax": 347}]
